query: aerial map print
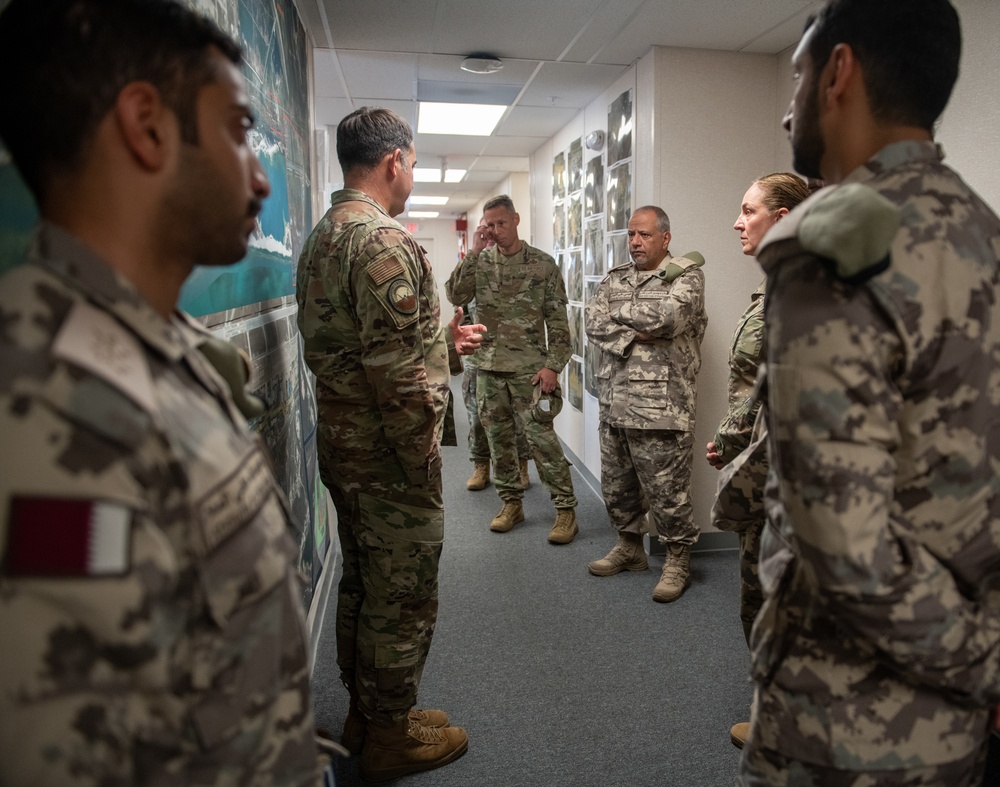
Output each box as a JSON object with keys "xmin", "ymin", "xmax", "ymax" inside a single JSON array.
[{"xmin": 1, "ymin": 0, "xmax": 311, "ymax": 319}]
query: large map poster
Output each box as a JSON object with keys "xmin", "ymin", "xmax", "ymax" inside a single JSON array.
[
  {"xmin": 0, "ymin": 0, "xmax": 312, "ymax": 318},
  {"xmin": 181, "ymin": 0, "xmax": 312, "ymax": 316}
]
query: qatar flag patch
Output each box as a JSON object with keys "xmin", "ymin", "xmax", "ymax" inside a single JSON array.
[{"xmin": 4, "ymin": 498, "xmax": 132, "ymax": 578}]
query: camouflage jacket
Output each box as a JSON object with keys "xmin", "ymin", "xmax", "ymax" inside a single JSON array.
[
  {"xmin": 445, "ymin": 242, "xmax": 571, "ymax": 374},
  {"xmin": 752, "ymin": 141, "xmax": 1000, "ymax": 768},
  {"xmin": 585, "ymin": 253, "xmax": 707, "ymax": 430},
  {"xmin": 296, "ymin": 189, "xmax": 450, "ymax": 493},
  {"xmin": 0, "ymin": 225, "xmax": 319, "ymax": 786},
  {"xmin": 712, "ymin": 281, "xmax": 765, "ymax": 463}
]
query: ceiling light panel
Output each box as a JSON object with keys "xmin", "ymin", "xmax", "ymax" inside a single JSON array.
[{"xmin": 418, "ymin": 102, "xmax": 507, "ymax": 136}]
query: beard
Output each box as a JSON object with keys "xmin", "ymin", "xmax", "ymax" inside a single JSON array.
[{"xmin": 791, "ymin": 77, "xmax": 825, "ymax": 180}]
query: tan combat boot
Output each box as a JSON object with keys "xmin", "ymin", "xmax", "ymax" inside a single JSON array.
[
  {"xmin": 547, "ymin": 508, "xmax": 579, "ymax": 544},
  {"xmin": 652, "ymin": 543, "xmax": 691, "ymax": 602},
  {"xmin": 490, "ymin": 500, "xmax": 524, "ymax": 532},
  {"xmin": 466, "ymin": 462, "xmax": 490, "ymax": 491},
  {"xmin": 341, "ymin": 696, "xmax": 450, "ymax": 755},
  {"xmin": 730, "ymin": 721, "xmax": 750, "ymax": 749},
  {"xmin": 587, "ymin": 532, "xmax": 648, "ymax": 576},
  {"xmin": 360, "ymin": 718, "xmax": 468, "ymax": 782}
]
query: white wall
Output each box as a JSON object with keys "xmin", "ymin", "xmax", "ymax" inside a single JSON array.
[{"xmin": 410, "ymin": 217, "xmax": 466, "ymax": 315}]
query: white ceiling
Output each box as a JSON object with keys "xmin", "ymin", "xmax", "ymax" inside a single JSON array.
[{"xmin": 298, "ymin": 0, "xmax": 823, "ymax": 218}]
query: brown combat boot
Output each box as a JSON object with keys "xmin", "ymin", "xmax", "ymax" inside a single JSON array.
[
  {"xmin": 341, "ymin": 698, "xmax": 450, "ymax": 755},
  {"xmin": 587, "ymin": 532, "xmax": 648, "ymax": 576},
  {"xmin": 466, "ymin": 462, "xmax": 490, "ymax": 491},
  {"xmin": 547, "ymin": 508, "xmax": 579, "ymax": 544},
  {"xmin": 519, "ymin": 458, "xmax": 531, "ymax": 489},
  {"xmin": 360, "ymin": 718, "xmax": 468, "ymax": 782},
  {"xmin": 652, "ymin": 543, "xmax": 691, "ymax": 602},
  {"xmin": 490, "ymin": 500, "xmax": 524, "ymax": 532},
  {"xmin": 730, "ymin": 721, "xmax": 750, "ymax": 750}
]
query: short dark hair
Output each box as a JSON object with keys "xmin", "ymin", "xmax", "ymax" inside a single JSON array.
[
  {"xmin": 484, "ymin": 195, "xmax": 516, "ymax": 215},
  {"xmin": 633, "ymin": 206, "xmax": 670, "ymax": 234},
  {"xmin": 754, "ymin": 173, "xmax": 810, "ymax": 213},
  {"xmin": 804, "ymin": 0, "xmax": 960, "ymax": 130},
  {"xmin": 337, "ymin": 107, "xmax": 413, "ymax": 174},
  {"xmin": 0, "ymin": 0, "xmax": 241, "ymax": 200}
]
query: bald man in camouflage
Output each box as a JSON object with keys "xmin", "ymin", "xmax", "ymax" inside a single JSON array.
[
  {"xmin": 586, "ymin": 206, "xmax": 707, "ymax": 603},
  {"xmin": 740, "ymin": 0, "xmax": 1000, "ymax": 783}
]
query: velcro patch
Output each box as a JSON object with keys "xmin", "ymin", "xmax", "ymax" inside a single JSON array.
[
  {"xmin": 368, "ymin": 255, "xmax": 406, "ymax": 286},
  {"xmin": 4, "ymin": 498, "xmax": 131, "ymax": 577},
  {"xmin": 387, "ymin": 278, "xmax": 418, "ymax": 314}
]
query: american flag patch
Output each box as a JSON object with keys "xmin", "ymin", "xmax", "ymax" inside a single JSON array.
[
  {"xmin": 4, "ymin": 498, "xmax": 132, "ymax": 577},
  {"xmin": 368, "ymin": 255, "xmax": 405, "ymax": 285}
]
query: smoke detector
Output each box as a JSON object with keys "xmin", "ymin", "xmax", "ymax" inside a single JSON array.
[{"xmin": 461, "ymin": 55, "xmax": 504, "ymax": 75}]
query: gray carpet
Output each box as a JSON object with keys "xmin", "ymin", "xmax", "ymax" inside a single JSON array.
[{"xmin": 312, "ymin": 389, "xmax": 753, "ymax": 786}]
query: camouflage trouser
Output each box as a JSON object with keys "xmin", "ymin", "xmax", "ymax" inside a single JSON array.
[
  {"xmin": 462, "ymin": 361, "xmax": 529, "ymax": 463},
  {"xmin": 739, "ymin": 517, "xmax": 765, "ymax": 645},
  {"xmin": 738, "ymin": 734, "xmax": 989, "ymax": 786},
  {"xmin": 598, "ymin": 423, "xmax": 699, "ymax": 545},
  {"xmin": 318, "ymin": 429, "xmax": 442, "ymax": 727},
  {"xmin": 476, "ymin": 370, "xmax": 577, "ymax": 508}
]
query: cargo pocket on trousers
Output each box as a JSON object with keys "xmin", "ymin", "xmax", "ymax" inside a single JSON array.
[{"xmin": 357, "ymin": 492, "xmax": 444, "ymax": 708}]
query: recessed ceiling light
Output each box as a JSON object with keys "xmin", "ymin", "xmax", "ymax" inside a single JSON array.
[
  {"xmin": 418, "ymin": 102, "xmax": 506, "ymax": 136},
  {"xmin": 461, "ymin": 56, "xmax": 503, "ymax": 75},
  {"xmin": 409, "ymin": 196, "xmax": 449, "ymax": 206},
  {"xmin": 413, "ymin": 168, "xmax": 442, "ymax": 183},
  {"xmin": 408, "ymin": 211, "xmax": 440, "ymax": 218},
  {"xmin": 444, "ymin": 169, "xmax": 467, "ymax": 183}
]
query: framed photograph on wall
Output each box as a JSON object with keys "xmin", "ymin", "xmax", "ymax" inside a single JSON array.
[
  {"xmin": 569, "ymin": 304, "xmax": 583, "ymax": 357},
  {"xmin": 584, "ymin": 219, "xmax": 604, "ymax": 277},
  {"xmin": 568, "ymin": 138, "xmax": 584, "ymax": 193},
  {"xmin": 607, "ymin": 89, "xmax": 633, "ymax": 166},
  {"xmin": 585, "ymin": 155, "xmax": 605, "ymax": 217},
  {"xmin": 567, "ymin": 191, "xmax": 583, "ymax": 249},
  {"xmin": 553, "ymin": 151, "xmax": 567, "ymax": 201},
  {"xmin": 568, "ymin": 358, "xmax": 583, "ymax": 411},
  {"xmin": 553, "ymin": 201, "xmax": 566, "ymax": 253},
  {"xmin": 606, "ymin": 161, "xmax": 631, "ymax": 232}
]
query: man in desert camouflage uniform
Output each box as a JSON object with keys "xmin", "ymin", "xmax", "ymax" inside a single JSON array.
[
  {"xmin": 446, "ymin": 195, "xmax": 580, "ymax": 544},
  {"xmin": 585, "ymin": 206, "xmax": 707, "ymax": 603},
  {"xmin": 0, "ymin": 1, "xmax": 322, "ymax": 784},
  {"xmin": 297, "ymin": 106, "xmax": 481, "ymax": 782},
  {"xmin": 740, "ymin": 0, "xmax": 1000, "ymax": 783}
]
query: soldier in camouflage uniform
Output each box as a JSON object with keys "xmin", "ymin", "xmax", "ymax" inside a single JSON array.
[
  {"xmin": 586, "ymin": 206, "xmax": 707, "ymax": 603},
  {"xmin": 0, "ymin": 2, "xmax": 323, "ymax": 784},
  {"xmin": 296, "ymin": 107, "xmax": 482, "ymax": 782},
  {"xmin": 446, "ymin": 195, "xmax": 580, "ymax": 544},
  {"xmin": 740, "ymin": 1, "xmax": 1000, "ymax": 783},
  {"xmin": 446, "ymin": 225, "xmax": 531, "ymax": 493},
  {"xmin": 706, "ymin": 173, "xmax": 810, "ymax": 749}
]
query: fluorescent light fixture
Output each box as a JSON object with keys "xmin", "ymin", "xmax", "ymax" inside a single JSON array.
[
  {"xmin": 413, "ymin": 168, "xmax": 442, "ymax": 183},
  {"xmin": 409, "ymin": 196, "xmax": 449, "ymax": 206},
  {"xmin": 418, "ymin": 102, "xmax": 506, "ymax": 136},
  {"xmin": 444, "ymin": 169, "xmax": 467, "ymax": 183},
  {"xmin": 408, "ymin": 211, "xmax": 440, "ymax": 218}
]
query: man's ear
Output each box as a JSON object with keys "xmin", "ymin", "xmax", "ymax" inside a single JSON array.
[
  {"xmin": 114, "ymin": 82, "xmax": 176, "ymax": 171},
  {"xmin": 386, "ymin": 148, "xmax": 404, "ymax": 178},
  {"xmin": 821, "ymin": 42, "xmax": 857, "ymax": 110}
]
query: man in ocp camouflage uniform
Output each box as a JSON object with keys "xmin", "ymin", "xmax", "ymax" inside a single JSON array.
[
  {"xmin": 0, "ymin": 1, "xmax": 322, "ymax": 784},
  {"xmin": 586, "ymin": 206, "xmax": 707, "ymax": 603},
  {"xmin": 446, "ymin": 195, "xmax": 580, "ymax": 544},
  {"xmin": 297, "ymin": 106, "xmax": 482, "ymax": 782},
  {"xmin": 740, "ymin": 0, "xmax": 1000, "ymax": 783}
]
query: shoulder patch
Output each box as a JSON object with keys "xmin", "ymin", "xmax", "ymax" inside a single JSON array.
[
  {"xmin": 368, "ymin": 255, "xmax": 406, "ymax": 286},
  {"xmin": 52, "ymin": 300, "xmax": 156, "ymax": 413},
  {"xmin": 387, "ymin": 278, "xmax": 418, "ymax": 315},
  {"xmin": 798, "ymin": 183, "xmax": 900, "ymax": 283}
]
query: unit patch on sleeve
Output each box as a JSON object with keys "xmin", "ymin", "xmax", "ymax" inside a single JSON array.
[{"xmin": 388, "ymin": 279, "xmax": 418, "ymax": 315}]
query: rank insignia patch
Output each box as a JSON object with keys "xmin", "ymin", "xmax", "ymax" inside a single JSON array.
[{"xmin": 388, "ymin": 279, "xmax": 418, "ymax": 314}]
